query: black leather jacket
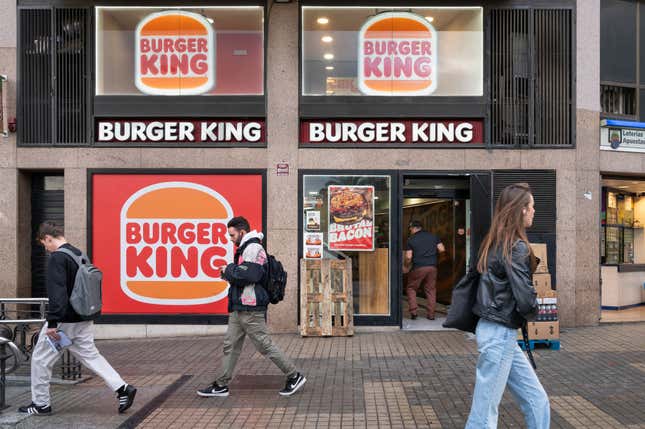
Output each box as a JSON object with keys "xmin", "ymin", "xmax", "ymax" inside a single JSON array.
[{"xmin": 472, "ymin": 240, "xmax": 539, "ymax": 329}]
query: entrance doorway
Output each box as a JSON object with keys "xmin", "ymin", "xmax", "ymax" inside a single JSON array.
[
  {"xmin": 31, "ymin": 173, "xmax": 64, "ymax": 298},
  {"xmin": 400, "ymin": 174, "xmax": 491, "ymax": 330}
]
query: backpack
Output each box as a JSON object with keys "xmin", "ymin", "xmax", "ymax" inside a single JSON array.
[
  {"xmin": 264, "ymin": 254, "xmax": 287, "ymax": 304},
  {"xmin": 236, "ymin": 238, "xmax": 287, "ymax": 305},
  {"xmin": 55, "ymin": 248, "xmax": 103, "ymax": 320}
]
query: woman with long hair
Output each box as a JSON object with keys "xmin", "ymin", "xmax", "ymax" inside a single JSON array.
[{"xmin": 465, "ymin": 183, "xmax": 550, "ymax": 429}]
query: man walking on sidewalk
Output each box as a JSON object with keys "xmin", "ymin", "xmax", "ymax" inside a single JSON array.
[
  {"xmin": 197, "ymin": 216, "xmax": 306, "ymax": 398},
  {"xmin": 404, "ymin": 220, "xmax": 446, "ymax": 320},
  {"xmin": 18, "ymin": 221, "xmax": 136, "ymax": 416}
]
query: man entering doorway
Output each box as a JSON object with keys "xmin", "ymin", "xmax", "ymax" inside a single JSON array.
[{"xmin": 404, "ymin": 220, "xmax": 446, "ymax": 320}]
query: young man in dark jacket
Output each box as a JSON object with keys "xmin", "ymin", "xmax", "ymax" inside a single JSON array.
[
  {"xmin": 18, "ymin": 221, "xmax": 136, "ymax": 415},
  {"xmin": 197, "ymin": 216, "xmax": 306, "ymax": 397}
]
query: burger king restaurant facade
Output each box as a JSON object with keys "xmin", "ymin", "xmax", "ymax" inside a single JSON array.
[{"xmin": 0, "ymin": 0, "xmax": 602, "ymax": 337}]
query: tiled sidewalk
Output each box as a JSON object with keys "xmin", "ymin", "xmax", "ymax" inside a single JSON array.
[{"xmin": 2, "ymin": 323, "xmax": 644, "ymax": 428}]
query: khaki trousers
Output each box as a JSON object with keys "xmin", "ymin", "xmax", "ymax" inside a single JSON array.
[{"xmin": 216, "ymin": 311, "xmax": 297, "ymax": 386}]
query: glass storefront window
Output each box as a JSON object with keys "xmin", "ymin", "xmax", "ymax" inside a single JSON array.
[
  {"xmin": 96, "ymin": 6, "xmax": 264, "ymax": 96},
  {"xmin": 302, "ymin": 175, "xmax": 391, "ymax": 315},
  {"xmin": 602, "ymin": 188, "xmax": 640, "ymax": 265},
  {"xmin": 302, "ymin": 6, "xmax": 483, "ymax": 96}
]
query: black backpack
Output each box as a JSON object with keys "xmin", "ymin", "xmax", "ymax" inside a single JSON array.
[
  {"xmin": 236, "ymin": 238, "xmax": 287, "ymax": 305},
  {"xmin": 264, "ymin": 254, "xmax": 287, "ymax": 304}
]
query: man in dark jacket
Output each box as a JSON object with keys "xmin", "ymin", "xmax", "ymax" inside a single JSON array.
[
  {"xmin": 18, "ymin": 221, "xmax": 136, "ymax": 416},
  {"xmin": 197, "ymin": 216, "xmax": 306, "ymax": 398}
]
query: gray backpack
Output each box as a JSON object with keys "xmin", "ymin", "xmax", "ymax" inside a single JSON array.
[{"xmin": 55, "ymin": 248, "xmax": 103, "ymax": 319}]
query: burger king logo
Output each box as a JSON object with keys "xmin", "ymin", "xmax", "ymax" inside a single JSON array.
[
  {"xmin": 120, "ymin": 182, "xmax": 233, "ymax": 305},
  {"xmin": 135, "ymin": 11, "xmax": 215, "ymax": 95},
  {"xmin": 358, "ymin": 12, "xmax": 437, "ymax": 96}
]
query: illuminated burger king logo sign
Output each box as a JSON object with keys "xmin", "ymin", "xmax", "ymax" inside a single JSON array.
[
  {"xmin": 135, "ymin": 11, "xmax": 215, "ymax": 95},
  {"xmin": 120, "ymin": 182, "xmax": 233, "ymax": 305},
  {"xmin": 358, "ymin": 12, "xmax": 437, "ymax": 96}
]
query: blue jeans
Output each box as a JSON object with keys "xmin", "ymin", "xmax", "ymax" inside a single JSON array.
[{"xmin": 465, "ymin": 318, "xmax": 550, "ymax": 429}]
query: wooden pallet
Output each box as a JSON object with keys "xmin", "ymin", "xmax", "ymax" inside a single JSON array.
[
  {"xmin": 518, "ymin": 339, "xmax": 561, "ymax": 351},
  {"xmin": 300, "ymin": 259, "xmax": 353, "ymax": 337}
]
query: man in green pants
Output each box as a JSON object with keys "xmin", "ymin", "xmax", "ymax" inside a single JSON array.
[{"xmin": 197, "ymin": 216, "xmax": 306, "ymax": 397}]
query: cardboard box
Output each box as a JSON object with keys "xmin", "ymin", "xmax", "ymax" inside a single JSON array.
[
  {"xmin": 517, "ymin": 321, "xmax": 560, "ymax": 340},
  {"xmin": 541, "ymin": 289, "xmax": 557, "ymax": 299},
  {"xmin": 532, "ymin": 273, "xmax": 552, "ymax": 297},
  {"xmin": 529, "ymin": 321, "xmax": 559, "ymax": 340},
  {"xmin": 529, "ymin": 243, "xmax": 549, "ymax": 274}
]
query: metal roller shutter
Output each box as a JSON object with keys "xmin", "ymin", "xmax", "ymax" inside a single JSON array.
[{"xmin": 492, "ymin": 170, "xmax": 557, "ymax": 286}]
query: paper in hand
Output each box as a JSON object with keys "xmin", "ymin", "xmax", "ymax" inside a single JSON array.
[{"xmin": 45, "ymin": 330, "xmax": 72, "ymax": 353}]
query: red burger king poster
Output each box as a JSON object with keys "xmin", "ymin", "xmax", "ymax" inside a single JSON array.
[
  {"xmin": 90, "ymin": 173, "xmax": 263, "ymax": 315},
  {"xmin": 328, "ymin": 186, "xmax": 374, "ymax": 251}
]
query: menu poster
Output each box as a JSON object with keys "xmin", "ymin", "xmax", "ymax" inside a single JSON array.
[
  {"xmin": 328, "ymin": 185, "xmax": 374, "ymax": 251},
  {"xmin": 305, "ymin": 211, "xmax": 321, "ymax": 231},
  {"xmin": 304, "ymin": 233, "xmax": 324, "ymax": 259}
]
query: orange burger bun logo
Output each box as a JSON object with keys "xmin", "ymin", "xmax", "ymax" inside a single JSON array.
[
  {"xmin": 120, "ymin": 182, "xmax": 233, "ymax": 305},
  {"xmin": 136, "ymin": 10, "xmax": 215, "ymax": 95},
  {"xmin": 358, "ymin": 12, "xmax": 437, "ymax": 96}
]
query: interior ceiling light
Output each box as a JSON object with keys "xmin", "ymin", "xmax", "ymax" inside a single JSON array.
[
  {"xmin": 325, "ymin": 66, "xmax": 335, "ymax": 70},
  {"xmin": 321, "ymin": 35, "xmax": 333, "ymax": 43},
  {"xmin": 324, "ymin": 53, "xmax": 334, "ymax": 60},
  {"xmin": 317, "ymin": 17, "xmax": 329, "ymax": 25},
  {"xmin": 425, "ymin": 16, "xmax": 434, "ymax": 22}
]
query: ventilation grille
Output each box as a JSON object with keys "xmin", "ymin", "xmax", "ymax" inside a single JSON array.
[
  {"xmin": 19, "ymin": 8, "xmax": 88, "ymax": 145},
  {"xmin": 492, "ymin": 170, "xmax": 556, "ymax": 234},
  {"xmin": 490, "ymin": 9, "xmax": 573, "ymax": 147},
  {"xmin": 20, "ymin": 9, "xmax": 52, "ymax": 144}
]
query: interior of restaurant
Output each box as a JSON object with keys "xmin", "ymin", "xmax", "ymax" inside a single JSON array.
[
  {"xmin": 601, "ymin": 177, "xmax": 645, "ymax": 323},
  {"xmin": 401, "ymin": 177, "xmax": 469, "ymax": 330}
]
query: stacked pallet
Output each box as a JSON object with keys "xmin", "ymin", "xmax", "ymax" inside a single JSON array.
[{"xmin": 517, "ymin": 243, "xmax": 560, "ymax": 351}]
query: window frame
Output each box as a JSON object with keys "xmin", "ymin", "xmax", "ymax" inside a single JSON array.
[
  {"xmin": 17, "ymin": 0, "xmax": 268, "ymax": 147},
  {"xmin": 299, "ymin": 1, "xmax": 488, "ymax": 120},
  {"xmin": 298, "ymin": 169, "xmax": 401, "ymax": 326},
  {"xmin": 600, "ymin": 82, "xmax": 638, "ymax": 121},
  {"xmin": 299, "ymin": 0, "xmax": 577, "ymax": 150}
]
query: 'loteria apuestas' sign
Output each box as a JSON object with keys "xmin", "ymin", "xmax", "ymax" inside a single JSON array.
[
  {"xmin": 358, "ymin": 12, "xmax": 437, "ymax": 96},
  {"xmin": 135, "ymin": 11, "xmax": 215, "ymax": 95}
]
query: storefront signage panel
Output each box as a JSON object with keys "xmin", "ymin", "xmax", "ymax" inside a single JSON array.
[
  {"xmin": 301, "ymin": 119, "xmax": 483, "ymax": 145},
  {"xmin": 91, "ymin": 173, "xmax": 263, "ymax": 315},
  {"xmin": 601, "ymin": 124, "xmax": 645, "ymax": 152},
  {"xmin": 328, "ymin": 185, "xmax": 375, "ymax": 251},
  {"xmin": 96, "ymin": 119, "xmax": 265, "ymax": 145},
  {"xmin": 358, "ymin": 12, "xmax": 437, "ymax": 96},
  {"xmin": 135, "ymin": 11, "xmax": 216, "ymax": 95}
]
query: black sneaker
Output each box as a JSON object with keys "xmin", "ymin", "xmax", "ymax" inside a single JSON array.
[
  {"xmin": 18, "ymin": 402, "xmax": 52, "ymax": 415},
  {"xmin": 116, "ymin": 384, "xmax": 137, "ymax": 413},
  {"xmin": 410, "ymin": 314, "xmax": 418, "ymax": 320},
  {"xmin": 197, "ymin": 382, "xmax": 229, "ymax": 397},
  {"xmin": 279, "ymin": 372, "xmax": 306, "ymax": 396}
]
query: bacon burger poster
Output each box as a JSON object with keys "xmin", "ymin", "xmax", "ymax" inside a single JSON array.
[
  {"xmin": 328, "ymin": 186, "xmax": 374, "ymax": 251},
  {"xmin": 91, "ymin": 173, "xmax": 263, "ymax": 315}
]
